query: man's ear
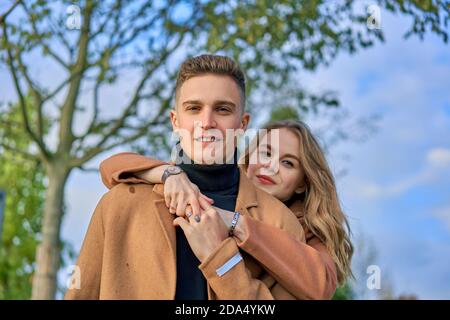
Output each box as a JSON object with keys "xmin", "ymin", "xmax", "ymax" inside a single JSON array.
[
  {"xmin": 170, "ymin": 109, "xmax": 179, "ymax": 132},
  {"xmin": 240, "ymin": 112, "xmax": 250, "ymax": 131}
]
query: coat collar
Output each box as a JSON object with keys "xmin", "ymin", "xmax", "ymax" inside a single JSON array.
[
  {"xmin": 150, "ymin": 166, "xmax": 258, "ymax": 299},
  {"xmin": 152, "ymin": 166, "xmax": 258, "ymax": 213},
  {"xmin": 287, "ymin": 198, "xmax": 304, "ymax": 219}
]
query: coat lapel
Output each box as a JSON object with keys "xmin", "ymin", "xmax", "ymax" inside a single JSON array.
[
  {"xmin": 235, "ymin": 167, "xmax": 258, "ymax": 216},
  {"xmin": 151, "ymin": 183, "xmax": 177, "ymax": 299}
]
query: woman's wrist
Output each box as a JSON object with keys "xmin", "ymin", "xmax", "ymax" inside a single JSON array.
[
  {"xmin": 232, "ymin": 215, "xmax": 247, "ymax": 241},
  {"xmin": 214, "ymin": 207, "xmax": 247, "ymax": 241},
  {"xmin": 136, "ymin": 164, "xmax": 170, "ymax": 183}
]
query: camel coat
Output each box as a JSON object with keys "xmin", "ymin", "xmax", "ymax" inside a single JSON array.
[
  {"xmin": 64, "ymin": 162, "xmax": 306, "ymax": 299},
  {"xmin": 94, "ymin": 152, "xmax": 338, "ymax": 299}
]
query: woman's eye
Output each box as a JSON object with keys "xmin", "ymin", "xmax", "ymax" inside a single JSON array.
[
  {"xmin": 259, "ymin": 150, "xmax": 271, "ymax": 157},
  {"xmin": 281, "ymin": 160, "xmax": 294, "ymax": 168}
]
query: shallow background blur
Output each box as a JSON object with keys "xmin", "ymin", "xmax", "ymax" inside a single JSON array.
[{"xmin": 0, "ymin": 1, "xmax": 449, "ymax": 299}]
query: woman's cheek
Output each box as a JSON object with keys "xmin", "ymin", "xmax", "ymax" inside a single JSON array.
[{"xmin": 246, "ymin": 164, "xmax": 259, "ymax": 179}]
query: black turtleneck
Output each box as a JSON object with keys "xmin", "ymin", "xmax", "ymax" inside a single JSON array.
[{"xmin": 174, "ymin": 146, "xmax": 240, "ymax": 300}]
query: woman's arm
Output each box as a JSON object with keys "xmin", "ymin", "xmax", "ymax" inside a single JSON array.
[
  {"xmin": 213, "ymin": 207, "xmax": 338, "ymax": 300},
  {"xmin": 99, "ymin": 152, "xmax": 169, "ymax": 188},
  {"xmin": 238, "ymin": 216, "xmax": 337, "ymax": 299},
  {"xmin": 99, "ymin": 152, "xmax": 337, "ymax": 299}
]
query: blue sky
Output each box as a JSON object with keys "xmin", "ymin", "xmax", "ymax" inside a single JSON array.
[
  {"xmin": 1, "ymin": 4, "xmax": 449, "ymax": 299},
  {"xmin": 298, "ymin": 11, "xmax": 450, "ymax": 298}
]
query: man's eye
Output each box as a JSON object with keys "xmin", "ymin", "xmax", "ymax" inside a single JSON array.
[
  {"xmin": 216, "ymin": 106, "xmax": 231, "ymax": 112},
  {"xmin": 187, "ymin": 106, "xmax": 200, "ymax": 111}
]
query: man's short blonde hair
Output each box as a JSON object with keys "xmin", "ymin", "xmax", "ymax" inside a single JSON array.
[{"xmin": 175, "ymin": 54, "xmax": 246, "ymax": 109}]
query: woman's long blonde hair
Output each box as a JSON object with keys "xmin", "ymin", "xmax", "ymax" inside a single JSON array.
[{"xmin": 242, "ymin": 119, "xmax": 354, "ymax": 284}]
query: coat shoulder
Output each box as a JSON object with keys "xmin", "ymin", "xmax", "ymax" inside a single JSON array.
[
  {"xmin": 98, "ymin": 183, "xmax": 159, "ymax": 220},
  {"xmin": 252, "ymin": 187, "xmax": 301, "ymax": 231}
]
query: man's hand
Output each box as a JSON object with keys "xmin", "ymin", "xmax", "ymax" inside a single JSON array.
[{"xmin": 173, "ymin": 199, "xmax": 229, "ymax": 262}]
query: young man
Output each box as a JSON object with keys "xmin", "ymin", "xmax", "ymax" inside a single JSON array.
[{"xmin": 65, "ymin": 55, "xmax": 304, "ymax": 300}]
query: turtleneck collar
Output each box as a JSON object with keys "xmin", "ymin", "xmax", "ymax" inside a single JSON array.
[{"xmin": 174, "ymin": 143, "xmax": 240, "ymax": 193}]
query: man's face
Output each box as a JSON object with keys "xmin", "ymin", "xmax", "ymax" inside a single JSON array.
[{"xmin": 170, "ymin": 74, "xmax": 250, "ymax": 164}]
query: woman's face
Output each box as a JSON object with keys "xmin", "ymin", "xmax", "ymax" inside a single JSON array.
[{"xmin": 247, "ymin": 128, "xmax": 306, "ymax": 202}]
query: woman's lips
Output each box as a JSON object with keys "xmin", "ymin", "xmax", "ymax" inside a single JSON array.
[{"xmin": 256, "ymin": 175, "xmax": 276, "ymax": 185}]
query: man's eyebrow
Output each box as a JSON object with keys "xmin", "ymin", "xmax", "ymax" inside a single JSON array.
[
  {"xmin": 213, "ymin": 100, "xmax": 237, "ymax": 109},
  {"xmin": 182, "ymin": 100, "xmax": 203, "ymax": 107}
]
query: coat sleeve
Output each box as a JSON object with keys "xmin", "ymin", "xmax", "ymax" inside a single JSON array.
[
  {"xmin": 199, "ymin": 237, "xmax": 277, "ymax": 299},
  {"xmin": 236, "ymin": 215, "xmax": 338, "ymax": 300},
  {"xmin": 64, "ymin": 198, "xmax": 106, "ymax": 300},
  {"xmin": 99, "ymin": 152, "xmax": 169, "ymax": 189}
]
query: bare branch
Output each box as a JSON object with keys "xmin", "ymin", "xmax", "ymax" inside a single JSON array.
[
  {"xmin": 91, "ymin": 33, "xmax": 184, "ymax": 149},
  {"xmin": 57, "ymin": 1, "xmax": 96, "ymax": 154},
  {"xmin": 15, "ymin": 49, "xmax": 44, "ymax": 138},
  {"xmin": 21, "ymin": 2, "xmax": 69, "ymax": 69},
  {"xmin": 77, "ymin": 166, "xmax": 99, "ymax": 173},
  {"xmin": 0, "ymin": 0, "xmax": 21, "ymax": 24},
  {"xmin": 48, "ymin": 16, "xmax": 76, "ymax": 63},
  {"xmin": 71, "ymin": 118, "xmax": 167, "ymax": 167},
  {"xmin": 2, "ymin": 24, "xmax": 50, "ymax": 159}
]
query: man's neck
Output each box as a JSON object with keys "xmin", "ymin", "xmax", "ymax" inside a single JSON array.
[{"xmin": 176, "ymin": 147, "xmax": 240, "ymax": 192}]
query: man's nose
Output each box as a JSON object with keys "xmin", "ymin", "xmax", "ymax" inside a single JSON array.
[{"xmin": 200, "ymin": 109, "xmax": 216, "ymax": 129}]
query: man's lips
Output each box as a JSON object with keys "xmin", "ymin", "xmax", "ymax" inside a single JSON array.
[
  {"xmin": 256, "ymin": 175, "xmax": 276, "ymax": 185},
  {"xmin": 194, "ymin": 136, "xmax": 222, "ymax": 142},
  {"xmin": 194, "ymin": 136, "xmax": 223, "ymax": 147}
]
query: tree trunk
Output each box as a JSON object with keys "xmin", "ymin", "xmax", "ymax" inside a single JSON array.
[{"xmin": 31, "ymin": 162, "xmax": 69, "ymax": 300}]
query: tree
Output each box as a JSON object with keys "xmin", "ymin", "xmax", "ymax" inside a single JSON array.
[
  {"xmin": 0, "ymin": 0, "xmax": 448, "ymax": 299},
  {"xmin": 0, "ymin": 96, "xmax": 74, "ymax": 299}
]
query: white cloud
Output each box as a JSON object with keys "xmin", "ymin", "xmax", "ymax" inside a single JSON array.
[
  {"xmin": 347, "ymin": 147, "xmax": 450, "ymax": 200},
  {"xmin": 427, "ymin": 148, "xmax": 450, "ymax": 168}
]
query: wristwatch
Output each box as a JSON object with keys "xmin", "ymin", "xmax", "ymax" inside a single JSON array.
[{"xmin": 161, "ymin": 165, "xmax": 184, "ymax": 183}]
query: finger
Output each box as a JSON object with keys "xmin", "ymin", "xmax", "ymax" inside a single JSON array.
[
  {"xmin": 192, "ymin": 214, "xmax": 201, "ymax": 224},
  {"xmin": 169, "ymin": 195, "xmax": 177, "ymax": 214},
  {"xmin": 173, "ymin": 217, "xmax": 192, "ymax": 233},
  {"xmin": 176, "ymin": 196, "xmax": 187, "ymax": 217},
  {"xmin": 185, "ymin": 204, "xmax": 193, "ymax": 219},
  {"xmin": 200, "ymin": 193, "xmax": 214, "ymax": 204},
  {"xmin": 164, "ymin": 193, "xmax": 171, "ymax": 209},
  {"xmin": 198, "ymin": 196, "xmax": 212, "ymax": 211},
  {"xmin": 189, "ymin": 197, "xmax": 201, "ymax": 217}
]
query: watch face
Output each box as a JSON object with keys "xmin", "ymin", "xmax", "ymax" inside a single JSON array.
[{"xmin": 167, "ymin": 166, "xmax": 181, "ymax": 174}]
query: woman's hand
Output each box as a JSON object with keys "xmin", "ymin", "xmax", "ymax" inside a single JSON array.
[
  {"xmin": 173, "ymin": 200, "xmax": 229, "ymax": 262},
  {"xmin": 212, "ymin": 204, "xmax": 248, "ymax": 242},
  {"xmin": 164, "ymin": 172, "xmax": 214, "ymax": 217}
]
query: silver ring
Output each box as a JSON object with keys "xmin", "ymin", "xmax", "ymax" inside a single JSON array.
[
  {"xmin": 194, "ymin": 215, "xmax": 201, "ymax": 223},
  {"xmin": 186, "ymin": 212, "xmax": 193, "ymax": 218}
]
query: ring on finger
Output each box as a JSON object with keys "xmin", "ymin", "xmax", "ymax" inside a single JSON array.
[
  {"xmin": 194, "ymin": 215, "xmax": 201, "ymax": 223},
  {"xmin": 186, "ymin": 211, "xmax": 193, "ymax": 218}
]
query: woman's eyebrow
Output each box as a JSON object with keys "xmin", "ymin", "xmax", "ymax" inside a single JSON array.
[
  {"xmin": 258, "ymin": 144, "xmax": 272, "ymax": 151},
  {"xmin": 282, "ymin": 153, "xmax": 300, "ymax": 162}
]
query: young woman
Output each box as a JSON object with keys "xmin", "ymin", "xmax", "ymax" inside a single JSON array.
[{"xmin": 99, "ymin": 119, "xmax": 353, "ymax": 299}]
